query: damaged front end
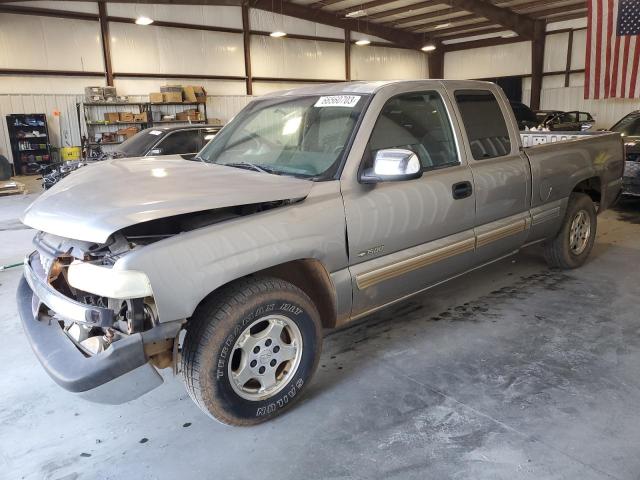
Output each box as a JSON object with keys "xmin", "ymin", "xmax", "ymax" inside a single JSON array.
[{"xmin": 17, "ymin": 231, "xmax": 182, "ymax": 404}]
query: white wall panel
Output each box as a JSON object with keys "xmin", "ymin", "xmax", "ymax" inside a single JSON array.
[
  {"xmin": 4, "ymin": 1, "xmax": 98, "ymax": 13},
  {"xmin": 569, "ymin": 72, "xmax": 585, "ymax": 87},
  {"xmin": 444, "ymin": 41, "xmax": 531, "ymax": 79},
  {"xmin": 351, "ymin": 46, "xmax": 427, "ymax": 80},
  {"xmin": 251, "ymin": 36, "xmax": 345, "ymax": 80},
  {"xmin": 544, "ymin": 32, "xmax": 569, "ymax": 73},
  {"xmin": 0, "ymin": 76, "xmax": 105, "ymax": 94},
  {"xmin": 109, "ymin": 23, "xmax": 244, "ymax": 76},
  {"xmin": 0, "ymin": 14, "xmax": 102, "ymax": 71},
  {"xmin": 252, "ymin": 82, "xmax": 324, "ymax": 96},
  {"xmin": 539, "ymin": 86, "xmax": 638, "ymax": 129},
  {"xmin": 207, "ymin": 95, "xmax": 253, "ymax": 123},
  {"xmin": 547, "ymin": 18, "xmax": 587, "ymax": 31},
  {"xmin": 542, "ymin": 74, "xmax": 566, "ymax": 89},
  {"xmin": 106, "ymin": 4, "xmax": 242, "ymax": 29},
  {"xmin": 249, "ymin": 10, "xmax": 343, "ymax": 39},
  {"xmin": 113, "ymin": 78, "xmax": 246, "ymax": 96},
  {"xmin": 571, "ymin": 29, "xmax": 587, "ymax": 70}
]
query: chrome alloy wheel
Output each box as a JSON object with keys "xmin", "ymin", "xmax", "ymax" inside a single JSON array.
[
  {"xmin": 569, "ymin": 209, "xmax": 591, "ymax": 255},
  {"xmin": 228, "ymin": 314, "xmax": 303, "ymax": 401}
]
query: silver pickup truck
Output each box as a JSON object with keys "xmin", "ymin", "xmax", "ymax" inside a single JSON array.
[{"xmin": 17, "ymin": 80, "xmax": 624, "ymax": 425}]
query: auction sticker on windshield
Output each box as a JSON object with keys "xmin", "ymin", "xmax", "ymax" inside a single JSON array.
[{"xmin": 314, "ymin": 95, "xmax": 361, "ymax": 108}]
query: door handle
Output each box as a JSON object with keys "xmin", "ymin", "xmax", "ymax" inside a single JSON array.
[{"xmin": 452, "ymin": 181, "xmax": 473, "ymax": 200}]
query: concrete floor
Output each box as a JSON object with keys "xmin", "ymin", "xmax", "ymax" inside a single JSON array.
[{"xmin": 1, "ymin": 194, "xmax": 640, "ymax": 480}]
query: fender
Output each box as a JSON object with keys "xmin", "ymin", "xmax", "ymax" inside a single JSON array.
[{"xmin": 115, "ymin": 181, "xmax": 348, "ymax": 323}]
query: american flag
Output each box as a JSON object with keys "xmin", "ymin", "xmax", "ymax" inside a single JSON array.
[{"xmin": 585, "ymin": 0, "xmax": 640, "ymax": 99}]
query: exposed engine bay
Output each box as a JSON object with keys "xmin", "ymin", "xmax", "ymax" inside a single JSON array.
[{"xmin": 31, "ymin": 200, "xmax": 295, "ymax": 366}]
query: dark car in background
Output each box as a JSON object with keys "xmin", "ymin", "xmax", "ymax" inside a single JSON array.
[
  {"xmin": 611, "ymin": 111, "xmax": 640, "ymax": 196},
  {"xmin": 510, "ymin": 101, "xmax": 539, "ymax": 130},
  {"xmin": 535, "ymin": 109, "xmax": 564, "ymax": 125},
  {"xmin": 107, "ymin": 125, "xmax": 221, "ymax": 160},
  {"xmin": 544, "ymin": 111, "xmax": 595, "ymax": 131},
  {"xmin": 43, "ymin": 125, "xmax": 222, "ymax": 189}
]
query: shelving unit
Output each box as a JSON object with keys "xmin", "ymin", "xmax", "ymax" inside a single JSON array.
[
  {"xmin": 5, "ymin": 113, "xmax": 51, "ymax": 175},
  {"xmin": 78, "ymin": 101, "xmax": 150, "ymax": 159},
  {"xmin": 148, "ymin": 102, "xmax": 207, "ymax": 125},
  {"xmin": 77, "ymin": 101, "xmax": 208, "ymax": 159}
]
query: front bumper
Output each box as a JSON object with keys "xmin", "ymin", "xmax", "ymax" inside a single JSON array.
[{"xmin": 17, "ymin": 254, "xmax": 164, "ymax": 404}]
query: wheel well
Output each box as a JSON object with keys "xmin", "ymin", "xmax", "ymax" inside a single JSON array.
[
  {"xmin": 573, "ymin": 176, "xmax": 601, "ymax": 204},
  {"xmin": 257, "ymin": 259, "xmax": 337, "ymax": 329}
]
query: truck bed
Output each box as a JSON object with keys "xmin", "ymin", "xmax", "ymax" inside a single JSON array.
[{"xmin": 521, "ymin": 130, "xmax": 624, "ymax": 211}]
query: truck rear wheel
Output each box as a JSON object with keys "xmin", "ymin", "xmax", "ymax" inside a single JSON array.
[
  {"xmin": 543, "ymin": 192, "xmax": 597, "ymax": 269},
  {"xmin": 181, "ymin": 276, "xmax": 322, "ymax": 425}
]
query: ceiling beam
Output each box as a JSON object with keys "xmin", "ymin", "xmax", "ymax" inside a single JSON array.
[
  {"xmin": 366, "ymin": 0, "xmax": 446, "ymax": 20},
  {"xmin": 530, "ymin": 4, "xmax": 587, "ymax": 18},
  {"xmin": 338, "ymin": 0, "xmax": 403, "ymax": 16},
  {"xmin": 250, "ymin": 0, "xmax": 424, "ymax": 47},
  {"xmin": 443, "ymin": 0, "xmax": 535, "ymax": 39},
  {"xmin": 389, "ymin": 11, "xmax": 475, "ymax": 27},
  {"xmin": 408, "ymin": 18, "xmax": 492, "ymax": 33},
  {"xmin": 390, "ymin": 13, "xmax": 478, "ymax": 31}
]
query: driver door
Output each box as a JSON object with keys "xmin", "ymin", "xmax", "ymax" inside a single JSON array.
[{"xmin": 340, "ymin": 87, "xmax": 476, "ymax": 317}]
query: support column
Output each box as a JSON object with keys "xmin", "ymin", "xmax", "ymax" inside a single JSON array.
[
  {"xmin": 530, "ymin": 20, "xmax": 546, "ymax": 110},
  {"xmin": 98, "ymin": 2, "xmax": 113, "ymax": 86},
  {"xmin": 427, "ymin": 47, "xmax": 444, "ymax": 79},
  {"xmin": 242, "ymin": 4, "xmax": 253, "ymax": 95},
  {"xmin": 345, "ymin": 29, "xmax": 351, "ymax": 81}
]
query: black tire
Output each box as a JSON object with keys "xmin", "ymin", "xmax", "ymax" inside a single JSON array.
[
  {"xmin": 543, "ymin": 192, "xmax": 597, "ymax": 269},
  {"xmin": 181, "ymin": 276, "xmax": 322, "ymax": 426}
]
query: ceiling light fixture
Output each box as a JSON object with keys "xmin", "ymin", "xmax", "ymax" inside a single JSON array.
[
  {"xmin": 355, "ymin": 39, "xmax": 371, "ymax": 46},
  {"xmin": 421, "ymin": 44, "xmax": 436, "ymax": 52},
  {"xmin": 270, "ymin": 31, "xmax": 287, "ymax": 38},
  {"xmin": 434, "ymin": 22, "xmax": 451, "ymax": 29},
  {"xmin": 345, "ymin": 9, "xmax": 367, "ymax": 18},
  {"xmin": 135, "ymin": 16, "xmax": 154, "ymax": 25}
]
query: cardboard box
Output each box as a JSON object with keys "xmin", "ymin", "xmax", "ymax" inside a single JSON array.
[
  {"xmin": 133, "ymin": 112, "xmax": 148, "ymax": 123},
  {"xmin": 183, "ymin": 86, "xmax": 206, "ymax": 104},
  {"xmin": 103, "ymin": 86, "xmax": 117, "ymax": 97},
  {"xmin": 85, "ymin": 86, "xmax": 103, "ymax": 97},
  {"xmin": 176, "ymin": 109, "xmax": 201, "ymax": 121},
  {"xmin": 149, "ymin": 92, "xmax": 163, "ymax": 103},
  {"xmin": 161, "ymin": 85, "xmax": 183, "ymax": 93},
  {"xmin": 119, "ymin": 112, "xmax": 134, "ymax": 122},
  {"xmin": 163, "ymin": 92, "xmax": 183, "ymax": 103},
  {"xmin": 104, "ymin": 112, "xmax": 120, "ymax": 123},
  {"xmin": 116, "ymin": 126, "xmax": 139, "ymax": 139}
]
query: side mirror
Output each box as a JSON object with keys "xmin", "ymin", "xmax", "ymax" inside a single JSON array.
[
  {"xmin": 359, "ymin": 148, "xmax": 422, "ymax": 184},
  {"xmin": 148, "ymin": 148, "xmax": 163, "ymax": 156}
]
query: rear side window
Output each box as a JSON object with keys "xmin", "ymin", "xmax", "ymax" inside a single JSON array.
[
  {"xmin": 454, "ymin": 90, "xmax": 511, "ymax": 160},
  {"xmin": 366, "ymin": 91, "xmax": 459, "ymax": 171},
  {"xmin": 579, "ymin": 112, "xmax": 593, "ymax": 122}
]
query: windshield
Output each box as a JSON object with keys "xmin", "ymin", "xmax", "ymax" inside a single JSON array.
[
  {"xmin": 198, "ymin": 94, "xmax": 368, "ymax": 179},
  {"xmin": 115, "ymin": 128, "xmax": 165, "ymax": 157},
  {"xmin": 611, "ymin": 112, "xmax": 640, "ymax": 136}
]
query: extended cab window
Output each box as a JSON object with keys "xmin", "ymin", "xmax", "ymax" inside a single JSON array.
[
  {"xmin": 454, "ymin": 90, "xmax": 511, "ymax": 160},
  {"xmin": 366, "ymin": 91, "xmax": 458, "ymax": 171}
]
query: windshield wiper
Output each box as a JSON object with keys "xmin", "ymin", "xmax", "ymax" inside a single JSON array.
[{"xmin": 223, "ymin": 162, "xmax": 276, "ymax": 174}]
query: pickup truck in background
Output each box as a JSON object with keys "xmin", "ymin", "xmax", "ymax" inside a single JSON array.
[{"xmin": 17, "ymin": 80, "xmax": 624, "ymax": 425}]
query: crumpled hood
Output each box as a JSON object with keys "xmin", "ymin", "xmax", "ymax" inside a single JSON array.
[{"xmin": 22, "ymin": 156, "xmax": 313, "ymax": 243}]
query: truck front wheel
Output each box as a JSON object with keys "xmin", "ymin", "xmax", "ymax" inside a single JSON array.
[
  {"xmin": 181, "ymin": 277, "xmax": 322, "ymax": 425},
  {"xmin": 543, "ymin": 192, "xmax": 597, "ymax": 269}
]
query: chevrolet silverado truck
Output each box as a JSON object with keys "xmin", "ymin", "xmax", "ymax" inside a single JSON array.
[{"xmin": 17, "ymin": 81, "xmax": 624, "ymax": 425}]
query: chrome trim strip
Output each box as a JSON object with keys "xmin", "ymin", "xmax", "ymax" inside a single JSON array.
[
  {"xmin": 351, "ymin": 250, "xmax": 519, "ymax": 322},
  {"xmin": 24, "ymin": 254, "xmax": 114, "ymax": 326},
  {"xmin": 532, "ymin": 206, "xmax": 560, "ymax": 226},
  {"xmin": 476, "ymin": 219, "xmax": 527, "ymax": 248},
  {"xmin": 356, "ymin": 237, "xmax": 475, "ymax": 290}
]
